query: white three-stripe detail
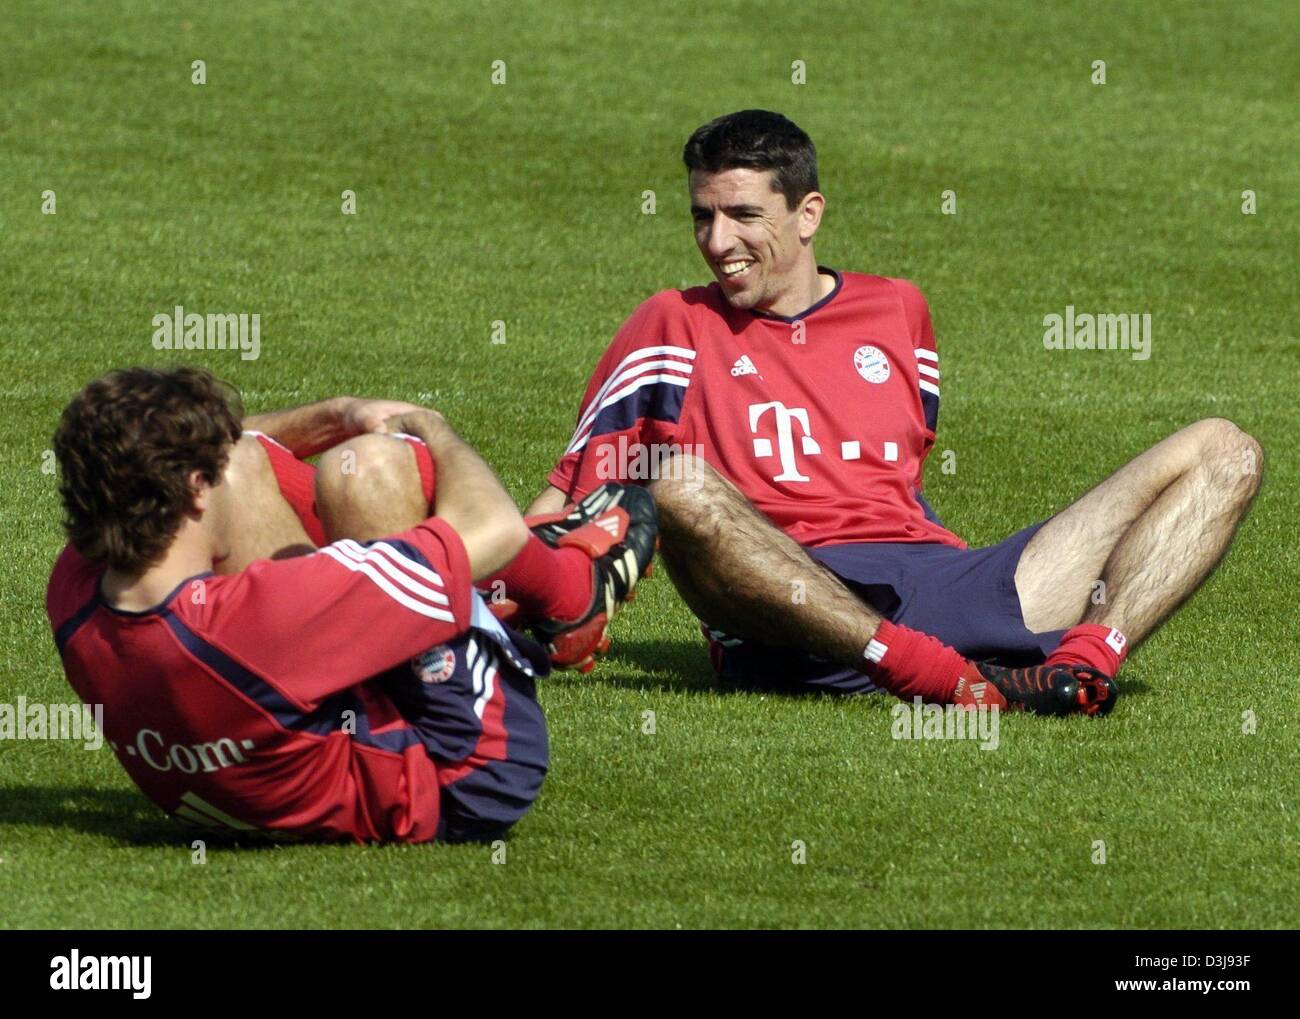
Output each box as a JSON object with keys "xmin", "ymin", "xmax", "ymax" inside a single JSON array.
[
  {"xmin": 568, "ymin": 373, "xmax": 693, "ymax": 454},
  {"xmin": 914, "ymin": 350, "xmax": 940, "ymax": 397},
  {"xmin": 567, "ymin": 346, "xmax": 695, "ymax": 454},
  {"xmin": 573, "ymin": 346, "xmax": 696, "ymax": 435},
  {"xmin": 177, "ymin": 792, "xmax": 257, "ymax": 831},
  {"xmin": 336, "ymin": 540, "xmax": 448, "ymax": 599},
  {"xmin": 320, "ymin": 542, "xmax": 455, "ymax": 621}
]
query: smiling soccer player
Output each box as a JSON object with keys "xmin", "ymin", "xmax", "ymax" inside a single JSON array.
[{"xmin": 526, "ymin": 109, "xmax": 1263, "ymax": 715}]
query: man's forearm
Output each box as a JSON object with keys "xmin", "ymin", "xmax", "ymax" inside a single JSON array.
[
  {"xmin": 396, "ymin": 414, "xmax": 516, "ymax": 526},
  {"xmin": 390, "ymin": 411, "xmax": 527, "ymax": 577},
  {"xmin": 526, "ymin": 484, "xmax": 568, "ymax": 516},
  {"xmin": 243, "ymin": 397, "xmax": 351, "ymax": 458}
]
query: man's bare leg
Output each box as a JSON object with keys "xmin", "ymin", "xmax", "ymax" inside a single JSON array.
[
  {"xmin": 215, "ymin": 433, "xmax": 426, "ymax": 574},
  {"xmin": 650, "ymin": 453, "xmax": 884, "ymax": 668},
  {"xmin": 216, "ymin": 435, "xmax": 316, "ymax": 574},
  {"xmin": 315, "ymin": 434, "xmax": 427, "ymax": 543},
  {"xmin": 1015, "ymin": 417, "xmax": 1262, "ymax": 643},
  {"xmin": 650, "ymin": 453, "xmax": 1105, "ymax": 712}
]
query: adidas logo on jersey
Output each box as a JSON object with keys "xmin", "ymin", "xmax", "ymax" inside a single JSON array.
[{"xmin": 730, "ymin": 355, "xmax": 758, "ymax": 377}]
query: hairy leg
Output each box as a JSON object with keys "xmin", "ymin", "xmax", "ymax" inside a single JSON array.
[
  {"xmin": 1016, "ymin": 417, "xmax": 1262, "ymax": 641},
  {"xmin": 315, "ymin": 434, "xmax": 428, "ymax": 543},
  {"xmin": 215, "ymin": 435, "xmax": 316, "ymax": 574},
  {"xmin": 650, "ymin": 454, "xmax": 883, "ymax": 668}
]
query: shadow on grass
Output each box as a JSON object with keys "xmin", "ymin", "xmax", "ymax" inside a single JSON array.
[
  {"xmin": 1108, "ymin": 672, "xmax": 1150, "ymax": 700},
  {"xmin": 591, "ymin": 637, "xmax": 1153, "ymax": 711},
  {"xmin": 590, "ymin": 637, "xmax": 719, "ymax": 694},
  {"xmin": 0, "ymin": 784, "xmax": 280, "ymax": 850},
  {"xmin": 592, "ymin": 637, "xmax": 877, "ymax": 702},
  {"xmin": 1, "ymin": 674, "xmax": 1148, "ymax": 849},
  {"xmin": 0, "ymin": 784, "xmax": 513, "ymax": 851},
  {"xmin": 0, "ymin": 784, "xmax": 175, "ymax": 846}
]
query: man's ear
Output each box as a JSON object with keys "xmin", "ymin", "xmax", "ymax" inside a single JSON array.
[
  {"xmin": 188, "ymin": 469, "xmax": 212, "ymax": 516},
  {"xmin": 797, "ymin": 191, "xmax": 825, "ymax": 242}
]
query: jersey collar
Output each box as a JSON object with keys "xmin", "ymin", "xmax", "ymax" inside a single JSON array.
[
  {"xmin": 749, "ymin": 266, "xmax": 842, "ymax": 323},
  {"xmin": 96, "ymin": 571, "xmax": 215, "ymax": 617}
]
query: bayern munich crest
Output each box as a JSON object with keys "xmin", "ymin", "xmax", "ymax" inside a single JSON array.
[
  {"xmin": 853, "ymin": 345, "xmax": 890, "ymax": 383},
  {"xmin": 412, "ymin": 645, "xmax": 456, "ymax": 684}
]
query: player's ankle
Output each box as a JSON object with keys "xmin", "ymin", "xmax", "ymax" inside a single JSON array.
[
  {"xmin": 553, "ymin": 560, "xmax": 598, "ymax": 624},
  {"xmin": 863, "ymin": 620, "xmax": 966, "ymax": 703},
  {"xmin": 482, "ymin": 536, "xmax": 594, "ymax": 622},
  {"xmin": 1046, "ymin": 622, "xmax": 1128, "ymax": 677}
]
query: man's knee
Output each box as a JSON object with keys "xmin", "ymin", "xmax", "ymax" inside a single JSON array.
[
  {"xmin": 1189, "ymin": 417, "xmax": 1263, "ymax": 500},
  {"xmin": 223, "ymin": 433, "xmax": 277, "ymax": 494},
  {"xmin": 316, "ymin": 434, "xmax": 418, "ymax": 507}
]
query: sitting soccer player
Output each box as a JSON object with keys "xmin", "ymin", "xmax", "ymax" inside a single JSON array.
[
  {"xmin": 45, "ymin": 367, "xmax": 655, "ymax": 843},
  {"xmin": 526, "ymin": 110, "xmax": 1263, "ymax": 716}
]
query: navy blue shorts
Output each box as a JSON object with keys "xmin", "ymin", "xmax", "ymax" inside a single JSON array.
[
  {"xmin": 707, "ymin": 520, "xmax": 1067, "ymax": 695},
  {"xmin": 381, "ymin": 602, "xmax": 551, "ymax": 842}
]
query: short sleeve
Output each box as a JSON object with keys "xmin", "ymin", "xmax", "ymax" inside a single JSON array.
[
  {"xmin": 548, "ymin": 291, "xmax": 695, "ymax": 500},
  {"xmin": 891, "ymin": 278, "xmax": 941, "ymax": 435},
  {"xmin": 186, "ymin": 517, "xmax": 473, "ymax": 707}
]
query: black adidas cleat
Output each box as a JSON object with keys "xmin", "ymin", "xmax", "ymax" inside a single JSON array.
[
  {"xmin": 1062, "ymin": 663, "xmax": 1120, "ymax": 716},
  {"xmin": 973, "ymin": 661, "xmax": 1117, "ymax": 717},
  {"xmin": 527, "ymin": 484, "xmax": 658, "ymax": 672}
]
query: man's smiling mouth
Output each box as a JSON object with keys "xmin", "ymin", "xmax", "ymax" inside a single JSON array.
[{"xmin": 719, "ymin": 259, "xmax": 755, "ymax": 279}]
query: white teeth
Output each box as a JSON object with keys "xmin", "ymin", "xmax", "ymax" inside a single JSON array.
[{"xmin": 721, "ymin": 260, "xmax": 754, "ymax": 277}]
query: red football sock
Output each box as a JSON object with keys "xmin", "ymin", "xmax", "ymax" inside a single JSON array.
[
  {"xmin": 483, "ymin": 535, "xmax": 593, "ymax": 622},
  {"xmin": 1046, "ymin": 623, "xmax": 1129, "ymax": 677},
  {"xmin": 862, "ymin": 619, "xmax": 968, "ymax": 703}
]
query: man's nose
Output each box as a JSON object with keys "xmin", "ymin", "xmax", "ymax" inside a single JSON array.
[{"xmin": 704, "ymin": 216, "xmax": 737, "ymax": 258}]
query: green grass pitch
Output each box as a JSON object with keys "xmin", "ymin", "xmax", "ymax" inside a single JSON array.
[{"xmin": 0, "ymin": 0, "xmax": 1296, "ymax": 928}]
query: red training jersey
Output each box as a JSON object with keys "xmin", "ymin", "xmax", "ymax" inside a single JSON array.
[
  {"xmin": 46, "ymin": 519, "xmax": 492, "ymax": 844},
  {"xmin": 549, "ymin": 270, "xmax": 965, "ymax": 549}
]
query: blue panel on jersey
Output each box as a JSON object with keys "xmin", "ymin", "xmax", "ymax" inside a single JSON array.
[
  {"xmin": 585, "ymin": 378, "xmax": 687, "ymax": 446},
  {"xmin": 915, "ymin": 491, "xmax": 947, "ymax": 530},
  {"xmin": 921, "ymin": 389, "xmax": 940, "ymax": 432},
  {"xmin": 162, "ymin": 610, "xmax": 422, "ymax": 751},
  {"xmin": 53, "ymin": 596, "xmax": 100, "ymax": 655}
]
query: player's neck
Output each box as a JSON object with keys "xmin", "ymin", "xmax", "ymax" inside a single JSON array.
[
  {"xmin": 756, "ymin": 262, "xmax": 835, "ymax": 319},
  {"xmin": 101, "ymin": 526, "xmax": 216, "ymax": 612}
]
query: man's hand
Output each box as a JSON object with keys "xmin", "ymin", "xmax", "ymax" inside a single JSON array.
[
  {"xmin": 379, "ymin": 409, "xmax": 527, "ymax": 580},
  {"xmin": 245, "ymin": 396, "xmax": 429, "ymax": 458},
  {"xmin": 341, "ymin": 398, "xmax": 429, "ymax": 437},
  {"xmin": 379, "ymin": 408, "xmax": 448, "ymax": 438}
]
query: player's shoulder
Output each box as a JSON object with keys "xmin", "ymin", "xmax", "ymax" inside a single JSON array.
[
  {"xmin": 633, "ymin": 284, "xmax": 720, "ymax": 321},
  {"xmin": 46, "ymin": 543, "xmax": 101, "ymax": 627},
  {"xmin": 839, "ymin": 270, "xmax": 929, "ymax": 305},
  {"xmin": 838, "ymin": 271, "xmax": 932, "ymax": 332},
  {"xmin": 609, "ymin": 285, "xmax": 717, "ymax": 354}
]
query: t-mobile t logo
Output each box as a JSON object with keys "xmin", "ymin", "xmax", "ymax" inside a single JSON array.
[{"xmin": 749, "ymin": 401, "xmax": 820, "ymax": 482}]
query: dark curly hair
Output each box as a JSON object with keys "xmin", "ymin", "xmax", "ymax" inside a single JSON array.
[
  {"xmin": 682, "ymin": 109, "xmax": 819, "ymax": 211},
  {"xmin": 53, "ymin": 367, "xmax": 243, "ymax": 573}
]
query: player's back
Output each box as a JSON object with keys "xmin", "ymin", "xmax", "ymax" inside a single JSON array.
[{"xmin": 45, "ymin": 521, "xmax": 477, "ymax": 844}]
